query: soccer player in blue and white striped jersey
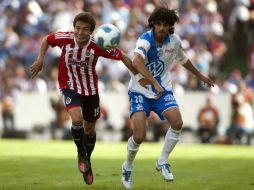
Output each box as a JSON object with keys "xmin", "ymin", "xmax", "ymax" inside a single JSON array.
[{"xmin": 121, "ymin": 7, "xmax": 214, "ymax": 189}]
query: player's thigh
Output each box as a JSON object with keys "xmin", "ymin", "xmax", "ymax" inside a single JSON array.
[
  {"xmin": 61, "ymin": 89, "xmax": 83, "ymax": 125},
  {"xmin": 131, "ymin": 111, "xmax": 147, "ymax": 143},
  {"xmin": 81, "ymin": 94, "xmax": 100, "ymax": 123},
  {"xmin": 68, "ymin": 107, "xmax": 83, "ymax": 125},
  {"xmin": 163, "ymin": 107, "xmax": 183, "ymax": 130}
]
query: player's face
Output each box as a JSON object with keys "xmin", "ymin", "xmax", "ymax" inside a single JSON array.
[
  {"xmin": 153, "ymin": 21, "xmax": 173, "ymax": 42},
  {"xmin": 74, "ymin": 21, "xmax": 92, "ymax": 46}
]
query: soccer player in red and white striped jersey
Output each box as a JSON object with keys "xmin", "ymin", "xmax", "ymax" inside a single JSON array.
[{"xmin": 30, "ymin": 12, "xmax": 145, "ymax": 185}]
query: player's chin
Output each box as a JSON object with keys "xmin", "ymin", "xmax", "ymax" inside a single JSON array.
[
  {"xmin": 158, "ymin": 32, "xmax": 167, "ymax": 38},
  {"xmin": 75, "ymin": 36, "xmax": 88, "ymax": 42}
]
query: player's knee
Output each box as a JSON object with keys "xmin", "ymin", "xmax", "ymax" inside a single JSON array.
[
  {"xmin": 84, "ymin": 122, "xmax": 96, "ymax": 135},
  {"xmin": 133, "ymin": 134, "xmax": 146, "ymax": 144},
  {"xmin": 171, "ymin": 119, "xmax": 183, "ymax": 131},
  {"xmin": 84, "ymin": 128, "xmax": 95, "ymax": 135},
  {"xmin": 71, "ymin": 115, "xmax": 83, "ymax": 126}
]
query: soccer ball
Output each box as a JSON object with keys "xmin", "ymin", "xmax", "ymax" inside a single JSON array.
[{"xmin": 94, "ymin": 24, "xmax": 121, "ymax": 50}]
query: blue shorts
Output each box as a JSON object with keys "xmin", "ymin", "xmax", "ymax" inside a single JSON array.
[{"xmin": 128, "ymin": 90, "xmax": 179, "ymax": 120}]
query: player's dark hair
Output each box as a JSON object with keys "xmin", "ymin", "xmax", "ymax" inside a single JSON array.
[
  {"xmin": 73, "ymin": 12, "xmax": 96, "ymax": 32},
  {"xmin": 148, "ymin": 7, "xmax": 179, "ymax": 34}
]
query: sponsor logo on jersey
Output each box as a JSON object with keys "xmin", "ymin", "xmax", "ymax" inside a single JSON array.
[
  {"xmin": 165, "ymin": 47, "xmax": 175, "ymax": 53},
  {"xmin": 147, "ymin": 59, "xmax": 164, "ymax": 77},
  {"xmin": 164, "ymin": 94, "xmax": 176, "ymax": 102},
  {"xmin": 136, "ymin": 104, "xmax": 144, "ymax": 111},
  {"xmin": 164, "ymin": 94, "xmax": 176, "ymax": 106},
  {"xmin": 65, "ymin": 97, "xmax": 72, "ymax": 105},
  {"xmin": 68, "ymin": 58, "xmax": 89, "ymax": 67}
]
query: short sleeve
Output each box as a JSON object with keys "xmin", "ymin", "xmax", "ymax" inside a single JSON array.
[
  {"xmin": 175, "ymin": 36, "xmax": 188, "ymax": 64},
  {"xmin": 47, "ymin": 33, "xmax": 57, "ymax": 47},
  {"xmin": 47, "ymin": 32, "xmax": 69, "ymax": 48},
  {"xmin": 134, "ymin": 38, "xmax": 151, "ymax": 59}
]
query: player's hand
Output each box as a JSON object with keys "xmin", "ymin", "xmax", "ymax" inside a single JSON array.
[
  {"xmin": 154, "ymin": 83, "xmax": 164, "ymax": 99},
  {"xmin": 30, "ymin": 60, "xmax": 43, "ymax": 79},
  {"xmin": 201, "ymin": 76, "xmax": 214, "ymax": 88}
]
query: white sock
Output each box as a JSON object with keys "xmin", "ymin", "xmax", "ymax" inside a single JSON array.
[
  {"xmin": 158, "ymin": 128, "xmax": 181, "ymax": 164},
  {"xmin": 124, "ymin": 136, "xmax": 140, "ymax": 171}
]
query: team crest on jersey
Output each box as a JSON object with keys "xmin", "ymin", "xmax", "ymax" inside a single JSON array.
[
  {"xmin": 147, "ymin": 60, "xmax": 164, "ymax": 77},
  {"xmin": 136, "ymin": 104, "xmax": 143, "ymax": 111},
  {"xmin": 86, "ymin": 51, "xmax": 90, "ymax": 56},
  {"xmin": 67, "ymin": 81, "xmax": 72, "ymax": 87},
  {"xmin": 65, "ymin": 97, "xmax": 72, "ymax": 105}
]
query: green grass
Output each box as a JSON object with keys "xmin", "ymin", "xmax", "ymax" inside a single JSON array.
[{"xmin": 0, "ymin": 140, "xmax": 254, "ymax": 190}]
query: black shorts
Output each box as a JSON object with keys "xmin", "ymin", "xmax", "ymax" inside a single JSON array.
[{"xmin": 61, "ymin": 89, "xmax": 100, "ymax": 122}]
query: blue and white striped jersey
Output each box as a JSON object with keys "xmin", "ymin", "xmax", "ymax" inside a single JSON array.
[{"xmin": 128, "ymin": 29, "xmax": 188, "ymax": 98}]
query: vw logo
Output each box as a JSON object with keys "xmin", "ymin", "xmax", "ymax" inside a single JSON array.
[{"xmin": 147, "ymin": 60, "xmax": 164, "ymax": 77}]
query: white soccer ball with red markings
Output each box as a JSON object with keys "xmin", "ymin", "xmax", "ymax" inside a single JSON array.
[{"xmin": 94, "ymin": 24, "xmax": 120, "ymax": 50}]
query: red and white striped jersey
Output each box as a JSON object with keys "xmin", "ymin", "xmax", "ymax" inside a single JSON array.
[{"xmin": 47, "ymin": 32, "xmax": 122, "ymax": 96}]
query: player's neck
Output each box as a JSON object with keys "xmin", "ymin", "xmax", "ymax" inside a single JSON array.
[
  {"xmin": 154, "ymin": 34, "xmax": 164, "ymax": 46},
  {"xmin": 155, "ymin": 38, "xmax": 164, "ymax": 46},
  {"xmin": 76, "ymin": 38, "xmax": 90, "ymax": 47}
]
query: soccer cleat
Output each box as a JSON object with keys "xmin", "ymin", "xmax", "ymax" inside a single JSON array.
[
  {"xmin": 121, "ymin": 164, "xmax": 132, "ymax": 189},
  {"xmin": 156, "ymin": 160, "xmax": 174, "ymax": 182},
  {"xmin": 83, "ymin": 161, "xmax": 93, "ymax": 185},
  {"xmin": 77, "ymin": 153, "xmax": 89, "ymax": 174}
]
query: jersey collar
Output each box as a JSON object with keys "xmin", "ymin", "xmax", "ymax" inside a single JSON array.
[{"xmin": 151, "ymin": 29, "xmax": 170, "ymax": 47}]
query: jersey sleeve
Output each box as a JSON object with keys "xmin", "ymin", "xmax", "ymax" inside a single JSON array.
[
  {"xmin": 98, "ymin": 48, "xmax": 123, "ymax": 60},
  {"xmin": 174, "ymin": 35, "xmax": 188, "ymax": 65},
  {"xmin": 47, "ymin": 32, "xmax": 66, "ymax": 48},
  {"xmin": 134, "ymin": 37, "xmax": 151, "ymax": 59}
]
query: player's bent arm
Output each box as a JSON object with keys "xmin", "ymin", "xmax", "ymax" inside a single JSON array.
[
  {"xmin": 132, "ymin": 53, "xmax": 163, "ymax": 98},
  {"xmin": 30, "ymin": 36, "xmax": 50, "ymax": 79},
  {"xmin": 183, "ymin": 60, "xmax": 214, "ymax": 88},
  {"xmin": 132, "ymin": 53, "xmax": 159, "ymax": 86},
  {"xmin": 121, "ymin": 52, "xmax": 153, "ymax": 88}
]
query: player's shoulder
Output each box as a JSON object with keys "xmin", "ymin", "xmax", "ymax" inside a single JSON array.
[
  {"xmin": 170, "ymin": 34, "xmax": 182, "ymax": 44},
  {"xmin": 54, "ymin": 31, "xmax": 74, "ymax": 39},
  {"xmin": 139, "ymin": 30, "xmax": 153, "ymax": 42},
  {"xmin": 136, "ymin": 31, "xmax": 152, "ymax": 50}
]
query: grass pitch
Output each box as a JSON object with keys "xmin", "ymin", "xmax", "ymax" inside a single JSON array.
[{"xmin": 0, "ymin": 139, "xmax": 254, "ymax": 190}]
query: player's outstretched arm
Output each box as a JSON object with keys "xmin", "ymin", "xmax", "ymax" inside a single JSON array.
[
  {"xmin": 30, "ymin": 36, "xmax": 49, "ymax": 79},
  {"xmin": 183, "ymin": 60, "xmax": 214, "ymax": 88},
  {"xmin": 132, "ymin": 53, "xmax": 164, "ymax": 99},
  {"xmin": 121, "ymin": 52, "xmax": 138, "ymax": 75},
  {"xmin": 120, "ymin": 52, "xmax": 151, "ymax": 88}
]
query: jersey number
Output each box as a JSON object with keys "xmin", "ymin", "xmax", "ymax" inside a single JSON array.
[{"xmin": 94, "ymin": 107, "xmax": 100, "ymax": 117}]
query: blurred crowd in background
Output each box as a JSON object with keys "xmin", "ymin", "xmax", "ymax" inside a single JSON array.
[{"xmin": 1, "ymin": 0, "xmax": 254, "ymax": 144}]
